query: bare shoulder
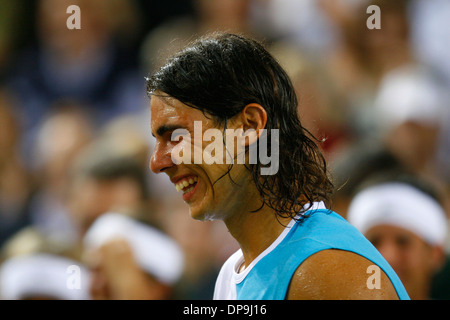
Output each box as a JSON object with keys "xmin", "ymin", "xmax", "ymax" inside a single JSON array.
[{"xmin": 286, "ymin": 249, "xmax": 400, "ymax": 300}]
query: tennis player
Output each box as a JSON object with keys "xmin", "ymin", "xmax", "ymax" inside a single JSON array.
[{"xmin": 147, "ymin": 32, "xmax": 409, "ymax": 300}]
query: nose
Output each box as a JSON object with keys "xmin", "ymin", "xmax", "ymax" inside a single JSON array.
[{"xmin": 150, "ymin": 141, "xmax": 174, "ymax": 174}]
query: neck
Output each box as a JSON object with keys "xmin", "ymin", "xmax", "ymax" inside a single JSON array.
[{"xmin": 223, "ymin": 203, "xmax": 292, "ymax": 271}]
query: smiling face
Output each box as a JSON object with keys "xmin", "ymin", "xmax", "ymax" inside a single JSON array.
[{"xmin": 149, "ymin": 94, "xmax": 257, "ymax": 221}]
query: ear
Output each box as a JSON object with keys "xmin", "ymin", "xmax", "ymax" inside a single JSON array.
[
  {"xmin": 239, "ymin": 103, "xmax": 267, "ymax": 146},
  {"xmin": 430, "ymin": 245, "xmax": 446, "ymax": 273}
]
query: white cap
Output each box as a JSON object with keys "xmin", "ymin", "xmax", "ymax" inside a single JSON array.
[
  {"xmin": 83, "ymin": 213, "xmax": 184, "ymax": 285},
  {"xmin": 347, "ymin": 182, "xmax": 447, "ymax": 246},
  {"xmin": 374, "ymin": 65, "xmax": 445, "ymax": 129},
  {"xmin": 0, "ymin": 253, "xmax": 91, "ymax": 300}
]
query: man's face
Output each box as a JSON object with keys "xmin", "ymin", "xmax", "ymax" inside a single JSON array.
[
  {"xmin": 365, "ymin": 224, "xmax": 443, "ymax": 299},
  {"xmin": 149, "ymin": 94, "xmax": 254, "ymax": 221}
]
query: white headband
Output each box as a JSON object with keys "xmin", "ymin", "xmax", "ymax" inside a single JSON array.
[
  {"xmin": 374, "ymin": 66, "xmax": 445, "ymax": 129},
  {"xmin": 0, "ymin": 253, "xmax": 91, "ymax": 300},
  {"xmin": 83, "ymin": 213, "xmax": 184, "ymax": 285},
  {"xmin": 347, "ymin": 182, "xmax": 447, "ymax": 246}
]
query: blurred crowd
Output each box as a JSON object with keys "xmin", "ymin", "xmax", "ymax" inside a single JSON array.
[{"xmin": 0, "ymin": 0, "xmax": 448, "ymax": 300}]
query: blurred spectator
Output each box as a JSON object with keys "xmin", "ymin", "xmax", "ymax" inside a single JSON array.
[
  {"xmin": 140, "ymin": 0, "xmax": 258, "ymax": 74},
  {"xmin": 410, "ymin": 0, "xmax": 450, "ymax": 87},
  {"xmin": 94, "ymin": 112, "xmax": 179, "ymax": 206},
  {"xmin": 268, "ymin": 41, "xmax": 350, "ymax": 160},
  {"xmin": 26, "ymin": 104, "xmax": 94, "ymax": 250},
  {"xmin": 65, "ymin": 135, "xmax": 186, "ymax": 299},
  {"xmin": 83, "ymin": 212, "xmax": 184, "ymax": 300},
  {"xmin": 373, "ymin": 64, "xmax": 449, "ymax": 189},
  {"xmin": 0, "ymin": 253, "xmax": 91, "ymax": 300},
  {"xmin": 347, "ymin": 175, "xmax": 448, "ymax": 300},
  {"xmin": 1, "ymin": 226, "xmax": 70, "ymax": 261},
  {"xmin": 7, "ymin": 0, "xmax": 146, "ymax": 155},
  {"xmin": 330, "ymin": 144, "xmax": 404, "ymax": 218},
  {"xmin": 319, "ymin": 0, "xmax": 418, "ymax": 140},
  {"xmin": 67, "ymin": 144, "xmax": 155, "ymax": 236},
  {"xmin": 0, "ymin": 89, "xmax": 34, "ymax": 247},
  {"xmin": 21, "ymin": 112, "xmax": 187, "ymax": 299},
  {"xmin": 66, "ymin": 125, "xmax": 231, "ymax": 299},
  {"xmin": 250, "ymin": 0, "xmax": 340, "ymax": 56},
  {"xmin": 93, "ymin": 115, "xmax": 151, "ymax": 171}
]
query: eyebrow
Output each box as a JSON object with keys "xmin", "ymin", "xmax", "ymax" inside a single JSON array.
[{"xmin": 152, "ymin": 124, "xmax": 185, "ymax": 138}]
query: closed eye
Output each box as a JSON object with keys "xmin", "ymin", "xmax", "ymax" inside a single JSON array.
[{"xmin": 153, "ymin": 124, "xmax": 185, "ymax": 138}]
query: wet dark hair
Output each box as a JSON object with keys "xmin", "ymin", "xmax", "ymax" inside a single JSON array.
[{"xmin": 146, "ymin": 32, "xmax": 333, "ymax": 220}]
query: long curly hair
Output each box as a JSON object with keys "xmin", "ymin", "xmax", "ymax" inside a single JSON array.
[{"xmin": 146, "ymin": 32, "xmax": 334, "ymax": 220}]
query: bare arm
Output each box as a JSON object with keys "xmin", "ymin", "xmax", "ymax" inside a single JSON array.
[{"xmin": 286, "ymin": 249, "xmax": 400, "ymax": 300}]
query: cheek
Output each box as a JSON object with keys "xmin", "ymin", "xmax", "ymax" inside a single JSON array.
[
  {"xmin": 201, "ymin": 163, "xmax": 232, "ymax": 194},
  {"xmin": 195, "ymin": 164, "xmax": 245, "ymax": 212},
  {"xmin": 403, "ymin": 245, "xmax": 434, "ymax": 270},
  {"xmin": 209, "ymin": 164, "xmax": 253, "ymax": 205}
]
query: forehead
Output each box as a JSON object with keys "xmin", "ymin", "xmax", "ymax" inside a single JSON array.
[
  {"xmin": 366, "ymin": 224, "xmax": 424, "ymax": 243},
  {"xmin": 150, "ymin": 95, "xmax": 214, "ymax": 132},
  {"xmin": 150, "ymin": 95, "xmax": 182, "ymax": 121}
]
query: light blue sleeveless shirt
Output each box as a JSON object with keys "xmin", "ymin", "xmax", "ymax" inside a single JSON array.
[{"xmin": 214, "ymin": 207, "xmax": 410, "ymax": 300}]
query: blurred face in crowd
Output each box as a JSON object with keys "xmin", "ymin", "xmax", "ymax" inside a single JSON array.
[
  {"xmin": 87, "ymin": 238, "xmax": 171, "ymax": 300},
  {"xmin": 385, "ymin": 121, "xmax": 440, "ymax": 173},
  {"xmin": 68, "ymin": 176, "xmax": 143, "ymax": 234},
  {"xmin": 365, "ymin": 224, "xmax": 444, "ymax": 300}
]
